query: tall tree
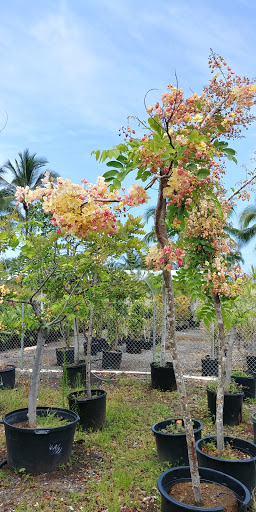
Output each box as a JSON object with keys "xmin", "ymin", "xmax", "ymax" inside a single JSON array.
[{"xmin": 0, "ymin": 148, "xmax": 58, "ymax": 222}]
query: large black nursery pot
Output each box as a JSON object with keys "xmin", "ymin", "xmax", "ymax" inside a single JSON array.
[
  {"xmin": 206, "ymin": 388, "xmax": 244, "ymax": 425},
  {"xmin": 201, "ymin": 356, "xmax": 218, "ymax": 377},
  {"xmin": 102, "ymin": 350, "xmax": 122, "ymax": 369},
  {"xmin": 68, "ymin": 389, "xmax": 107, "ymax": 431},
  {"xmin": 158, "ymin": 466, "xmax": 250, "ymax": 512},
  {"xmin": 65, "ymin": 362, "xmax": 86, "ymax": 388},
  {"xmin": 151, "ymin": 418, "xmax": 203, "ymax": 465},
  {"xmin": 151, "ymin": 362, "xmax": 177, "ymax": 392},
  {"xmin": 231, "ymin": 374, "xmax": 256, "ymax": 399},
  {"xmin": 0, "ymin": 365, "xmax": 16, "ymax": 390},
  {"xmin": 56, "ymin": 347, "xmax": 74, "ymax": 366},
  {"xmin": 0, "ymin": 406, "xmax": 79, "ymax": 474},
  {"xmin": 196, "ymin": 435, "xmax": 256, "ymax": 493},
  {"xmin": 251, "ymin": 412, "xmax": 256, "ymax": 443}
]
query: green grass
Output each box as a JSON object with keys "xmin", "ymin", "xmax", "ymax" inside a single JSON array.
[{"xmin": 0, "ymin": 374, "xmax": 255, "ymax": 511}]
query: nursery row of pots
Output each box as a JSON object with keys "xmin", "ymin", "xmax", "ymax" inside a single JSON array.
[
  {"xmin": 153, "ymin": 413, "xmax": 256, "ymax": 511},
  {"xmin": 1, "ymin": 362, "xmax": 256, "ymax": 510},
  {"xmin": 150, "ymin": 362, "xmax": 256, "ymax": 509}
]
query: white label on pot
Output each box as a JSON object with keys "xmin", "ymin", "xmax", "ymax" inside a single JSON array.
[{"xmin": 49, "ymin": 443, "xmax": 62, "ymax": 455}]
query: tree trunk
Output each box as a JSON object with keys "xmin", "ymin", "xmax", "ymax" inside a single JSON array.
[
  {"xmin": 213, "ymin": 292, "xmax": 226, "ymax": 454},
  {"xmin": 86, "ymin": 269, "xmax": 98, "ymax": 399},
  {"xmin": 112, "ymin": 322, "xmax": 119, "ymax": 351},
  {"xmin": 154, "ymin": 174, "xmax": 203, "ymax": 506},
  {"xmin": 160, "ymin": 282, "xmax": 166, "ymax": 367},
  {"xmin": 225, "ymin": 326, "xmax": 236, "ymax": 391},
  {"xmin": 28, "ymin": 326, "xmax": 48, "ymax": 428},
  {"xmin": 152, "ymin": 298, "xmax": 156, "ymax": 362},
  {"xmin": 73, "ymin": 316, "xmax": 80, "ymax": 364}
]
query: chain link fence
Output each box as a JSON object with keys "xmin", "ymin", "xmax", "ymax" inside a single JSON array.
[{"xmin": 0, "ymin": 295, "xmax": 255, "ymax": 375}]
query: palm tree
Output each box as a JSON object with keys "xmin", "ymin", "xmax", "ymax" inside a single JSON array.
[
  {"xmin": 0, "ymin": 148, "xmax": 58, "ymax": 223},
  {"xmin": 239, "ymin": 205, "xmax": 256, "ymax": 245}
]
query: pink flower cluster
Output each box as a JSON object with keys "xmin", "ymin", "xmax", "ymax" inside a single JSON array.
[{"xmin": 146, "ymin": 244, "xmax": 185, "ymax": 271}]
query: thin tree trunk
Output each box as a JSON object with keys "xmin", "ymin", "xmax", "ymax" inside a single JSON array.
[
  {"xmin": 152, "ymin": 298, "xmax": 156, "ymax": 362},
  {"xmin": 213, "ymin": 292, "xmax": 226, "ymax": 454},
  {"xmin": 112, "ymin": 322, "xmax": 119, "ymax": 351},
  {"xmin": 86, "ymin": 269, "xmax": 98, "ymax": 399},
  {"xmin": 160, "ymin": 282, "xmax": 166, "ymax": 367},
  {"xmin": 73, "ymin": 316, "xmax": 80, "ymax": 364},
  {"xmin": 211, "ymin": 323, "xmax": 215, "ymax": 359},
  {"xmin": 155, "ymin": 174, "xmax": 202, "ymax": 506},
  {"xmin": 28, "ymin": 326, "xmax": 48, "ymax": 427},
  {"xmin": 225, "ymin": 326, "xmax": 236, "ymax": 392}
]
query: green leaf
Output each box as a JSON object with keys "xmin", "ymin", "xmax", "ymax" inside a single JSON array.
[
  {"xmin": 106, "ymin": 161, "xmax": 124, "ymax": 169},
  {"xmin": 103, "ymin": 170, "xmax": 119, "ymax": 179},
  {"xmin": 187, "ymin": 163, "xmax": 198, "ymax": 172},
  {"xmin": 117, "ymin": 155, "xmax": 127, "ymax": 164},
  {"xmin": 217, "ymin": 124, "xmax": 226, "ymax": 133},
  {"xmin": 148, "ymin": 117, "xmax": 163, "ymax": 136},
  {"xmin": 197, "ymin": 168, "xmax": 210, "ymax": 180},
  {"xmin": 112, "ymin": 178, "xmax": 122, "ymax": 190},
  {"xmin": 224, "ymin": 148, "xmax": 236, "ymax": 156},
  {"xmin": 112, "ymin": 149, "xmax": 120, "ymax": 159},
  {"xmin": 94, "ymin": 150, "xmax": 100, "ymax": 161},
  {"xmin": 188, "ymin": 129, "xmax": 199, "ymax": 141}
]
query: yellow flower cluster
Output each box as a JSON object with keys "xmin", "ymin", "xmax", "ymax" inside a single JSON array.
[{"xmin": 0, "ymin": 285, "xmax": 9, "ymax": 304}]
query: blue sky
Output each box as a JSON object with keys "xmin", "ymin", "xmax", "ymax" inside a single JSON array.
[{"xmin": 1, "ymin": 0, "xmax": 256, "ymax": 269}]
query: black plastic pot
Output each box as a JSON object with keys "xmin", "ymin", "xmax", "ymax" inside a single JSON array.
[
  {"xmin": 102, "ymin": 350, "xmax": 122, "ymax": 369},
  {"xmin": 0, "ymin": 365, "xmax": 16, "ymax": 390},
  {"xmin": 83, "ymin": 341, "xmax": 98, "ymax": 356},
  {"xmin": 68, "ymin": 389, "xmax": 107, "ymax": 431},
  {"xmin": 65, "ymin": 362, "xmax": 86, "ymax": 388},
  {"xmin": 231, "ymin": 374, "xmax": 256, "ymax": 399},
  {"xmin": 201, "ymin": 356, "xmax": 218, "ymax": 377},
  {"xmin": 0, "ymin": 407, "xmax": 79, "ymax": 474},
  {"xmin": 96, "ymin": 338, "xmax": 109, "ymax": 351},
  {"xmin": 56, "ymin": 347, "xmax": 74, "ymax": 366},
  {"xmin": 158, "ymin": 466, "xmax": 250, "ymax": 512},
  {"xmin": 126, "ymin": 338, "xmax": 142, "ymax": 354},
  {"xmin": 247, "ymin": 355, "xmax": 256, "ymax": 374},
  {"xmin": 251, "ymin": 412, "xmax": 256, "ymax": 443},
  {"xmin": 150, "ymin": 362, "xmax": 177, "ymax": 392},
  {"xmin": 196, "ymin": 436, "xmax": 256, "ymax": 493},
  {"xmin": 151, "ymin": 418, "xmax": 203, "ymax": 465},
  {"xmin": 206, "ymin": 388, "xmax": 244, "ymax": 425}
]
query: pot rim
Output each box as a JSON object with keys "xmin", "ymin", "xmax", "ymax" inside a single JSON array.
[
  {"xmin": 206, "ymin": 388, "xmax": 244, "ymax": 398},
  {"xmin": 151, "ymin": 417, "xmax": 203, "ymax": 437},
  {"xmin": 65, "ymin": 361, "xmax": 86, "ymax": 369},
  {"xmin": 196, "ymin": 435, "xmax": 256, "ymax": 462},
  {"xmin": 0, "ymin": 365, "xmax": 16, "ymax": 372},
  {"xmin": 157, "ymin": 466, "xmax": 250, "ymax": 510},
  {"xmin": 2, "ymin": 406, "xmax": 80, "ymax": 433},
  {"xmin": 150, "ymin": 361, "xmax": 174, "ymax": 369},
  {"xmin": 68, "ymin": 388, "xmax": 107, "ymax": 403}
]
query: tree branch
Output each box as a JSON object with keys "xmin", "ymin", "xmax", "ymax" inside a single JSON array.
[{"xmin": 227, "ymin": 171, "xmax": 256, "ymax": 202}]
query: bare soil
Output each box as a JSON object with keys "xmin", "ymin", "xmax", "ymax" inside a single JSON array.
[{"xmin": 169, "ymin": 481, "xmax": 239, "ymax": 511}]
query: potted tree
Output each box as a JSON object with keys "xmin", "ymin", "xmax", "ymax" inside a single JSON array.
[
  {"xmin": 94, "ymin": 51, "xmax": 256, "ymax": 507},
  {"xmin": 0, "ymin": 229, "xmax": 81, "ymax": 473},
  {"xmin": 10, "ymin": 177, "xmax": 147, "ymax": 436}
]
